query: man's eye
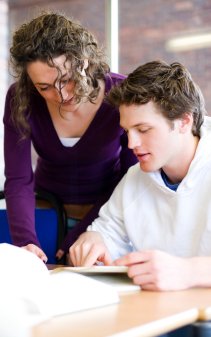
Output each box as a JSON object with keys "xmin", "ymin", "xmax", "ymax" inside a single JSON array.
[
  {"xmin": 139, "ymin": 128, "xmax": 150, "ymax": 133},
  {"xmin": 123, "ymin": 128, "xmax": 128, "ymax": 134}
]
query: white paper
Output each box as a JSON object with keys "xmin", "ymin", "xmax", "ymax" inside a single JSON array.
[
  {"xmin": 42, "ymin": 270, "xmax": 119, "ymax": 316},
  {"xmin": 59, "ymin": 265, "xmax": 129, "ymax": 274},
  {"xmin": 54, "ymin": 266, "xmax": 140, "ymax": 293},
  {"xmin": 0, "ymin": 243, "xmax": 119, "ymax": 337}
]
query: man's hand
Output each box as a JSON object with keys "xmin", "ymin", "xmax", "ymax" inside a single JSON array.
[
  {"xmin": 114, "ymin": 250, "xmax": 192, "ymax": 291},
  {"xmin": 22, "ymin": 243, "xmax": 48, "ymax": 263},
  {"xmin": 69, "ymin": 231, "xmax": 112, "ymax": 267}
]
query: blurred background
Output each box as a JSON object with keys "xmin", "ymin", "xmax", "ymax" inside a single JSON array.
[{"xmin": 0, "ymin": 0, "xmax": 211, "ymax": 187}]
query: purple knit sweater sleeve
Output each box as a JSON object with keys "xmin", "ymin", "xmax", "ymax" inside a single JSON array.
[{"xmin": 3, "ymin": 85, "xmax": 39, "ymax": 247}]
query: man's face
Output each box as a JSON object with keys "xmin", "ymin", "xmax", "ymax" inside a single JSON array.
[{"xmin": 120, "ymin": 101, "xmax": 183, "ymax": 173}]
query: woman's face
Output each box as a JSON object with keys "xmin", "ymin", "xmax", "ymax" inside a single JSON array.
[{"xmin": 26, "ymin": 55, "xmax": 88, "ymax": 113}]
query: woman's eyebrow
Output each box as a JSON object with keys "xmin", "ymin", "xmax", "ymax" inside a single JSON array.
[
  {"xmin": 35, "ymin": 82, "xmax": 52, "ymax": 86},
  {"xmin": 35, "ymin": 73, "xmax": 69, "ymax": 86}
]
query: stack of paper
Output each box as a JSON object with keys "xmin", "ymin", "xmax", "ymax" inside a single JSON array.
[
  {"xmin": 0, "ymin": 243, "xmax": 119, "ymax": 337},
  {"xmin": 53, "ymin": 266, "xmax": 141, "ymax": 293}
]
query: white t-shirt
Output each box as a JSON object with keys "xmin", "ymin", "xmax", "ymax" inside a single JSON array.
[{"xmin": 60, "ymin": 137, "xmax": 80, "ymax": 147}]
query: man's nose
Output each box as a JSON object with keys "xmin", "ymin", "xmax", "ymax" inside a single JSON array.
[{"xmin": 127, "ymin": 132, "xmax": 141, "ymax": 149}]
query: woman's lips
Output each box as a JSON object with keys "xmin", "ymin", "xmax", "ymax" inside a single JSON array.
[{"xmin": 61, "ymin": 96, "xmax": 74, "ymax": 106}]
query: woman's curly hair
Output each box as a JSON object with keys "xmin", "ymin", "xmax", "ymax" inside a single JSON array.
[{"xmin": 10, "ymin": 11, "xmax": 110, "ymax": 136}]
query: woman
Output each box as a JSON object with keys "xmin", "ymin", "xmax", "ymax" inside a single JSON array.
[{"xmin": 3, "ymin": 12, "xmax": 137, "ymax": 262}]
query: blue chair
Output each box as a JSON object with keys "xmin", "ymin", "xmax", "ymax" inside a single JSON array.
[{"xmin": 0, "ymin": 190, "xmax": 67, "ymax": 264}]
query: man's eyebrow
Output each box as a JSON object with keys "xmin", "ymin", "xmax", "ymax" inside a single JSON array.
[
  {"xmin": 133, "ymin": 123, "xmax": 149, "ymax": 127},
  {"xmin": 121, "ymin": 123, "xmax": 149, "ymax": 128}
]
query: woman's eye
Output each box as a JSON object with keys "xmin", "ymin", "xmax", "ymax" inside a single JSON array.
[
  {"xmin": 60, "ymin": 78, "xmax": 70, "ymax": 86},
  {"xmin": 39, "ymin": 87, "xmax": 49, "ymax": 91}
]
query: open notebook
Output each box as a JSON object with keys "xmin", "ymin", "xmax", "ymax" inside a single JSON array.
[
  {"xmin": 52, "ymin": 266, "xmax": 140, "ymax": 293},
  {"xmin": 0, "ymin": 243, "xmax": 119, "ymax": 337}
]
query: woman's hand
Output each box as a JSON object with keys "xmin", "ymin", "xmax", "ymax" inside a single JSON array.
[
  {"xmin": 56, "ymin": 249, "xmax": 73, "ymax": 265},
  {"xmin": 22, "ymin": 243, "xmax": 48, "ymax": 263},
  {"xmin": 69, "ymin": 231, "xmax": 112, "ymax": 267},
  {"xmin": 56, "ymin": 249, "xmax": 65, "ymax": 260}
]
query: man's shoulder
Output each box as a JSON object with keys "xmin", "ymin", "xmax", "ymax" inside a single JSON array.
[
  {"xmin": 121, "ymin": 163, "xmax": 149, "ymax": 190},
  {"xmin": 115, "ymin": 163, "xmax": 155, "ymax": 206},
  {"xmin": 202, "ymin": 116, "xmax": 211, "ymax": 130}
]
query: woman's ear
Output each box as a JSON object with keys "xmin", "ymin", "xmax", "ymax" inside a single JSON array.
[
  {"xmin": 83, "ymin": 59, "xmax": 88, "ymax": 70},
  {"xmin": 79, "ymin": 59, "xmax": 88, "ymax": 75}
]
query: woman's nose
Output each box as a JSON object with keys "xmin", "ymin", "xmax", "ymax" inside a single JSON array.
[
  {"xmin": 60, "ymin": 87, "xmax": 69, "ymax": 101},
  {"xmin": 55, "ymin": 85, "xmax": 69, "ymax": 102}
]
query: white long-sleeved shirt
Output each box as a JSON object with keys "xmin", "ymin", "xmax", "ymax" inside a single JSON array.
[{"xmin": 88, "ymin": 116, "xmax": 211, "ymax": 260}]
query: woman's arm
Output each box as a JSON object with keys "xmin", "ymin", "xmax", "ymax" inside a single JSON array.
[{"xmin": 3, "ymin": 86, "xmax": 40, "ymax": 248}]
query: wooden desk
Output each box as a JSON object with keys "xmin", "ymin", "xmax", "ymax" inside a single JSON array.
[
  {"xmin": 32, "ymin": 287, "xmax": 211, "ymax": 337},
  {"xmin": 32, "ymin": 266, "xmax": 211, "ymax": 337},
  {"xmin": 198, "ymin": 304, "xmax": 211, "ymax": 321}
]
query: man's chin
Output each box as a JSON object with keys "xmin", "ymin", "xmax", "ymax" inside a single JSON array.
[{"xmin": 139, "ymin": 162, "xmax": 156, "ymax": 173}]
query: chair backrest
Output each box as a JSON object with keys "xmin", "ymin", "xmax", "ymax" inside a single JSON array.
[{"xmin": 0, "ymin": 190, "xmax": 67, "ymax": 264}]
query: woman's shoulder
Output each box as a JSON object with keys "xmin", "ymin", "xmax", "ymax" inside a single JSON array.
[
  {"xmin": 6, "ymin": 82, "xmax": 17, "ymax": 98},
  {"xmin": 104, "ymin": 72, "xmax": 126, "ymax": 92},
  {"xmin": 4, "ymin": 82, "xmax": 42, "ymax": 120},
  {"xmin": 109, "ymin": 72, "xmax": 126, "ymax": 82},
  {"xmin": 4, "ymin": 83, "xmax": 17, "ymax": 120},
  {"xmin": 6, "ymin": 82, "xmax": 38, "ymax": 102}
]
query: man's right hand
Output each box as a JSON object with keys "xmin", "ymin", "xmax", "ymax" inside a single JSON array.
[{"xmin": 69, "ymin": 231, "xmax": 112, "ymax": 267}]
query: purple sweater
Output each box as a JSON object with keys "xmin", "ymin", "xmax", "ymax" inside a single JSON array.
[{"xmin": 3, "ymin": 73, "xmax": 137, "ymax": 253}]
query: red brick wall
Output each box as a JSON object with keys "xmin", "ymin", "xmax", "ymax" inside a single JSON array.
[
  {"xmin": 119, "ymin": 0, "xmax": 211, "ymax": 114},
  {"xmin": 8, "ymin": 1, "xmax": 105, "ymax": 47}
]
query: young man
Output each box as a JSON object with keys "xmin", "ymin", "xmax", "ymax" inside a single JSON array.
[{"xmin": 69, "ymin": 60, "xmax": 211, "ymax": 291}]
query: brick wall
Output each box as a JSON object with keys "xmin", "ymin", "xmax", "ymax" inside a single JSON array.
[
  {"xmin": 8, "ymin": 0, "xmax": 105, "ymax": 48},
  {"xmin": 119, "ymin": 0, "xmax": 211, "ymax": 114}
]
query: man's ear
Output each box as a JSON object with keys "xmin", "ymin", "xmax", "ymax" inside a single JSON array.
[{"xmin": 179, "ymin": 113, "xmax": 193, "ymax": 134}]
